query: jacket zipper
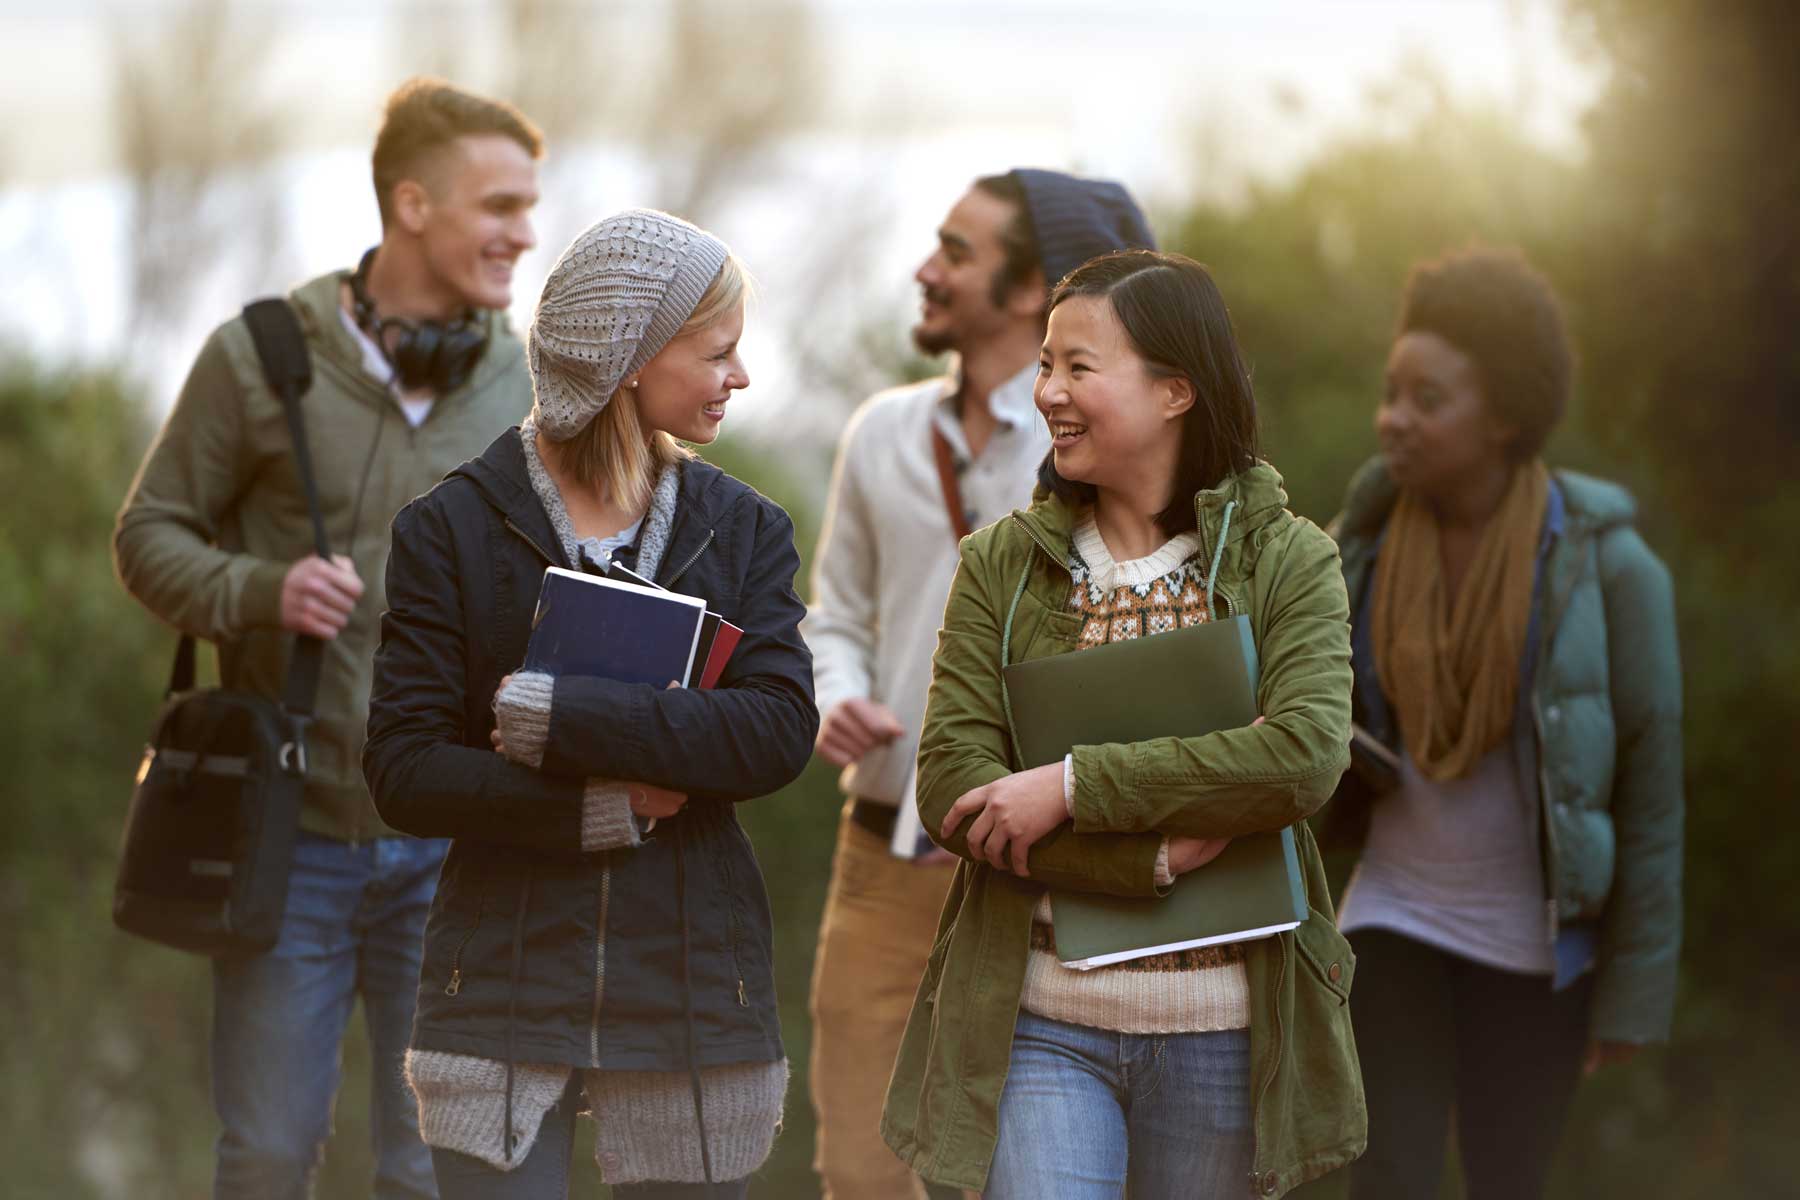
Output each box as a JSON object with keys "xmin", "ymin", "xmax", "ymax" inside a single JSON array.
[
  {"xmin": 1530, "ymin": 530, "xmax": 1582, "ymax": 946},
  {"xmin": 445, "ymin": 888, "xmax": 488, "ymax": 996},
  {"xmin": 1250, "ymin": 928, "xmax": 1288, "ymax": 1188},
  {"xmin": 1013, "ymin": 516, "xmax": 1069, "ymax": 578},
  {"xmin": 504, "ymin": 517, "xmax": 559, "ymax": 567},
  {"xmin": 1531, "ymin": 695, "xmax": 1561, "ymax": 945},
  {"xmin": 589, "ymin": 862, "xmax": 611, "ymax": 1065},
  {"xmin": 717, "ymin": 826, "xmax": 751, "ymax": 1007},
  {"xmin": 662, "ymin": 530, "xmax": 715, "ymax": 588}
]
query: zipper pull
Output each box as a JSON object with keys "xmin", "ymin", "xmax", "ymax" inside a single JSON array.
[
  {"xmin": 737, "ymin": 979, "xmax": 748, "ymax": 1008},
  {"xmin": 445, "ymin": 969, "xmax": 462, "ymax": 997}
]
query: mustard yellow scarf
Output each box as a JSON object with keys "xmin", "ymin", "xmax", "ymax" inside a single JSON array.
[{"xmin": 1372, "ymin": 460, "xmax": 1549, "ymax": 782}]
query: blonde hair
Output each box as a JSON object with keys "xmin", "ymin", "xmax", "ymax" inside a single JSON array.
[
  {"xmin": 372, "ymin": 78, "xmax": 544, "ymax": 230},
  {"xmin": 553, "ymin": 256, "xmax": 748, "ymax": 509}
]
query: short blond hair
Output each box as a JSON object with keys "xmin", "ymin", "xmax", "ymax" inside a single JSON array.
[
  {"xmin": 554, "ymin": 257, "xmax": 748, "ymax": 510},
  {"xmin": 372, "ymin": 78, "xmax": 544, "ymax": 229}
]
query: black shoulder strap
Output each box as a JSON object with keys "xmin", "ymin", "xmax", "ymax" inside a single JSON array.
[
  {"xmin": 244, "ymin": 299, "xmax": 329, "ymax": 562},
  {"xmin": 243, "ymin": 298, "xmax": 331, "ymax": 722},
  {"xmin": 167, "ymin": 300, "xmax": 330, "ymax": 729}
]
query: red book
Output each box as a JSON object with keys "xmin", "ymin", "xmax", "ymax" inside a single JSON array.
[{"xmin": 696, "ymin": 618, "xmax": 743, "ymax": 690}]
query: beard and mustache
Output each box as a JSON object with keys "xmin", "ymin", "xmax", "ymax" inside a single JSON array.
[{"xmin": 912, "ymin": 284, "xmax": 959, "ymax": 356}]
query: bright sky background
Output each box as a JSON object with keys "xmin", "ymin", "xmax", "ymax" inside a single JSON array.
[{"xmin": 0, "ymin": 0, "xmax": 1603, "ymax": 440}]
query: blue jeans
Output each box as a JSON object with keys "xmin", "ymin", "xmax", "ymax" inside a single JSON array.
[
  {"xmin": 211, "ymin": 830, "xmax": 448, "ymax": 1200},
  {"xmin": 986, "ymin": 1011, "xmax": 1255, "ymax": 1200},
  {"xmin": 431, "ymin": 1076, "xmax": 750, "ymax": 1199}
]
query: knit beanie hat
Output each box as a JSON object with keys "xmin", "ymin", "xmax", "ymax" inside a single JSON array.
[
  {"xmin": 528, "ymin": 209, "xmax": 731, "ymax": 441},
  {"xmin": 1008, "ymin": 168, "xmax": 1156, "ymax": 289}
]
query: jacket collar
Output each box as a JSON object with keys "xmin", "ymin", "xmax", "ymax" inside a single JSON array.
[
  {"xmin": 285, "ymin": 269, "xmax": 524, "ymax": 403},
  {"xmin": 1009, "ymin": 461, "xmax": 1292, "ymax": 579},
  {"xmin": 1336, "ymin": 455, "xmax": 1626, "ymax": 551},
  {"xmin": 450, "ymin": 428, "xmax": 735, "ymax": 573}
]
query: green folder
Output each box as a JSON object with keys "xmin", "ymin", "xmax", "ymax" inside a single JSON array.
[{"xmin": 1002, "ymin": 614, "xmax": 1307, "ymax": 970}]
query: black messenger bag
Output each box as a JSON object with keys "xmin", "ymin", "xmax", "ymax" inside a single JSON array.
[{"xmin": 113, "ymin": 298, "xmax": 331, "ymax": 956}]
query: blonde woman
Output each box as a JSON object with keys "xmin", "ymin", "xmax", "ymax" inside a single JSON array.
[{"xmin": 364, "ymin": 210, "xmax": 817, "ymax": 1198}]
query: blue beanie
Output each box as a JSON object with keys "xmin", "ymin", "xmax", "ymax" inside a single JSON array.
[{"xmin": 1009, "ymin": 168, "xmax": 1156, "ymax": 288}]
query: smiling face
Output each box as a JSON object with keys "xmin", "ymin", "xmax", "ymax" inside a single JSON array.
[
  {"xmin": 1377, "ymin": 329, "xmax": 1517, "ymax": 500},
  {"xmin": 630, "ymin": 302, "xmax": 750, "ymax": 446},
  {"xmin": 913, "ymin": 186, "xmax": 1038, "ymax": 355},
  {"xmin": 1035, "ymin": 294, "xmax": 1192, "ymax": 497},
  {"xmin": 404, "ymin": 133, "xmax": 540, "ymax": 312}
]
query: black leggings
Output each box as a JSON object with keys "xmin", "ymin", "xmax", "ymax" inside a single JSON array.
[{"xmin": 1346, "ymin": 929, "xmax": 1591, "ymax": 1200}]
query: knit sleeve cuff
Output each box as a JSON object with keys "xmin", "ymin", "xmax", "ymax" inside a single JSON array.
[
  {"xmin": 495, "ymin": 671, "xmax": 555, "ymax": 769},
  {"xmin": 1154, "ymin": 837, "xmax": 1174, "ymax": 888},
  {"xmin": 581, "ymin": 781, "xmax": 642, "ymax": 852}
]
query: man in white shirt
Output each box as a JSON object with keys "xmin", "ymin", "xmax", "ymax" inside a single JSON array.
[{"xmin": 803, "ymin": 169, "xmax": 1155, "ymax": 1200}]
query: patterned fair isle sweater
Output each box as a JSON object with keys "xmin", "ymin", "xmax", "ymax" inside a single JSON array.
[{"xmin": 1018, "ymin": 514, "xmax": 1252, "ymax": 1035}]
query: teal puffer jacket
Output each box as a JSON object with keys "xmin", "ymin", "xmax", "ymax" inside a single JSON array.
[{"xmin": 1324, "ymin": 459, "xmax": 1683, "ymax": 1045}]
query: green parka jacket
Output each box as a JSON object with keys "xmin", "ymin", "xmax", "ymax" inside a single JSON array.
[{"xmin": 881, "ymin": 464, "xmax": 1366, "ymax": 1198}]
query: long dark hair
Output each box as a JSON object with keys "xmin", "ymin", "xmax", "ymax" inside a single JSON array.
[{"xmin": 1039, "ymin": 250, "xmax": 1261, "ymax": 535}]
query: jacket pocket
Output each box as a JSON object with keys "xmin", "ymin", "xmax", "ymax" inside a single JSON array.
[
  {"xmin": 1280, "ymin": 907, "xmax": 1366, "ymax": 1171},
  {"xmin": 1295, "ymin": 906, "xmax": 1355, "ymax": 1004}
]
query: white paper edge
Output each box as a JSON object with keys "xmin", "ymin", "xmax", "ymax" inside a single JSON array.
[
  {"xmin": 889, "ymin": 765, "xmax": 925, "ymax": 859},
  {"xmin": 1060, "ymin": 920, "xmax": 1303, "ymax": 971}
]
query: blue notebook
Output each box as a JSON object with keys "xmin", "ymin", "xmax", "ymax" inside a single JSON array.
[{"xmin": 523, "ymin": 566, "xmax": 708, "ymax": 687}]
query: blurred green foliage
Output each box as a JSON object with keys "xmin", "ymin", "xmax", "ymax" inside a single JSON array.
[{"xmin": 6, "ymin": 1, "xmax": 1796, "ymax": 1196}]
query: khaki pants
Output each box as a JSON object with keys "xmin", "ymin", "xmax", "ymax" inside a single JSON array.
[{"xmin": 808, "ymin": 806, "xmax": 959, "ymax": 1200}]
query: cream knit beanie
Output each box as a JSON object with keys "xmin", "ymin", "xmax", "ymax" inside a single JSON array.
[{"xmin": 527, "ymin": 209, "xmax": 730, "ymax": 441}]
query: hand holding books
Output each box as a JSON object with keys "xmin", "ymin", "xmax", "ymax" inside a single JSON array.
[
  {"xmin": 490, "ymin": 671, "xmax": 691, "ymax": 825},
  {"xmin": 939, "ymin": 717, "xmax": 1261, "ymax": 879},
  {"xmin": 989, "ymin": 615, "xmax": 1306, "ymax": 969}
]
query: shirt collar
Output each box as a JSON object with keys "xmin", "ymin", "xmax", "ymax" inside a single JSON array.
[{"xmin": 939, "ymin": 356, "xmax": 1041, "ymax": 431}]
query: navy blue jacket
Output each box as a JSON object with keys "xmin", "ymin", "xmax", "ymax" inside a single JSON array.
[{"xmin": 364, "ymin": 429, "xmax": 817, "ymax": 1070}]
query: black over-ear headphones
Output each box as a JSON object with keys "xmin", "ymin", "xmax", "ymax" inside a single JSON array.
[{"xmin": 348, "ymin": 248, "xmax": 490, "ymax": 394}]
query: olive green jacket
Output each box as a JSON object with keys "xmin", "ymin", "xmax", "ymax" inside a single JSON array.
[
  {"xmin": 881, "ymin": 464, "xmax": 1366, "ymax": 1197},
  {"xmin": 114, "ymin": 271, "xmax": 533, "ymax": 842}
]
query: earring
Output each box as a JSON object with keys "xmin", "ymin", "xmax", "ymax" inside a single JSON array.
[{"xmin": 628, "ymin": 379, "xmax": 640, "ymax": 389}]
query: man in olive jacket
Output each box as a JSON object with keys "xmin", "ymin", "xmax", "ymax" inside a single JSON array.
[{"xmin": 113, "ymin": 79, "xmax": 541, "ymax": 1198}]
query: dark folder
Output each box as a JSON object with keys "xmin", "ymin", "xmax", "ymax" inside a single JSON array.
[{"xmin": 1001, "ymin": 614, "xmax": 1306, "ymax": 969}]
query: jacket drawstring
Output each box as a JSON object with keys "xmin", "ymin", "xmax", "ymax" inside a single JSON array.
[
  {"xmin": 502, "ymin": 871, "xmax": 533, "ymax": 1163},
  {"xmin": 675, "ymin": 819, "xmax": 716, "ymax": 1183},
  {"xmin": 1204, "ymin": 499, "xmax": 1237, "ymax": 622},
  {"xmin": 998, "ymin": 563, "xmax": 1032, "ymax": 761}
]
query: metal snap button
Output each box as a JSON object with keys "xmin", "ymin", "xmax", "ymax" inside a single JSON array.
[{"xmin": 1328, "ymin": 961, "xmax": 1343, "ymax": 983}]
